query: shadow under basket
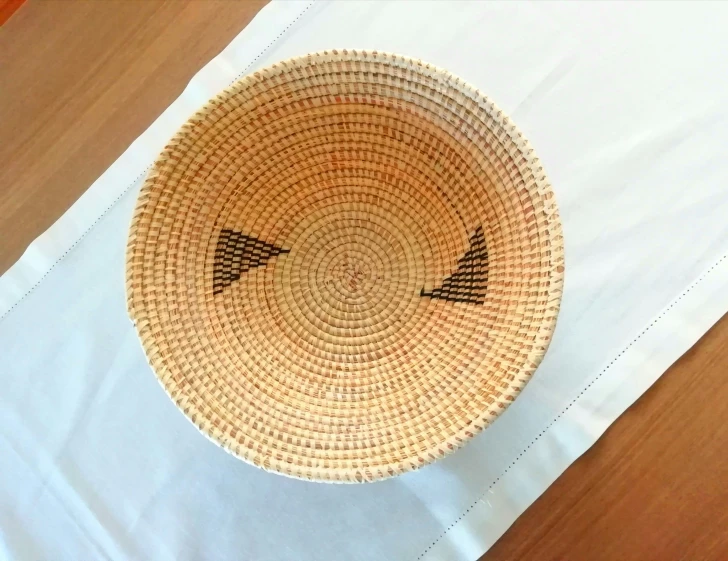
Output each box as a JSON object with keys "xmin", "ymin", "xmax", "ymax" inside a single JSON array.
[{"xmin": 126, "ymin": 50, "xmax": 564, "ymax": 483}]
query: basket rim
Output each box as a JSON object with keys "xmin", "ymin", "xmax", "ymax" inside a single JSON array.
[{"xmin": 125, "ymin": 49, "xmax": 565, "ymax": 483}]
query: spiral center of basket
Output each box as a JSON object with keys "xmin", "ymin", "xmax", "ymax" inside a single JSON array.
[
  {"xmin": 280, "ymin": 206, "xmax": 420, "ymax": 343},
  {"xmin": 329, "ymin": 253, "xmax": 375, "ymax": 297}
]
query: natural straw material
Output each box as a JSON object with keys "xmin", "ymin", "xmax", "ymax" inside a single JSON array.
[{"xmin": 126, "ymin": 50, "xmax": 564, "ymax": 483}]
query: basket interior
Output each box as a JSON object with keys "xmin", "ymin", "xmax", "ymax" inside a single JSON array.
[{"xmin": 126, "ymin": 51, "xmax": 563, "ymax": 482}]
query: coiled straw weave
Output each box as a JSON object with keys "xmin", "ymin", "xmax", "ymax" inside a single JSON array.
[{"xmin": 126, "ymin": 50, "xmax": 564, "ymax": 482}]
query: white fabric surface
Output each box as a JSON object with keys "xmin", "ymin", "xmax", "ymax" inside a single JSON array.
[{"xmin": 2, "ymin": 1, "xmax": 728, "ymax": 559}]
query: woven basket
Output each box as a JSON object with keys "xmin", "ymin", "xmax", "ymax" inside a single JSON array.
[{"xmin": 126, "ymin": 50, "xmax": 564, "ymax": 483}]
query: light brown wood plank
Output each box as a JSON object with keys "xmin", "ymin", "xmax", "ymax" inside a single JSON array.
[
  {"xmin": 0, "ymin": 0, "xmax": 267, "ymax": 273},
  {"xmin": 482, "ymin": 312, "xmax": 728, "ymax": 561}
]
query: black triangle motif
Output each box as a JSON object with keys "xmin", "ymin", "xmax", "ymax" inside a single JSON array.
[
  {"xmin": 420, "ymin": 226, "xmax": 488, "ymax": 304},
  {"xmin": 213, "ymin": 229, "xmax": 289, "ymax": 295}
]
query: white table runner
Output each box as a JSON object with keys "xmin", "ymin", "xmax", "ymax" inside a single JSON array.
[{"xmin": 2, "ymin": 2, "xmax": 728, "ymax": 560}]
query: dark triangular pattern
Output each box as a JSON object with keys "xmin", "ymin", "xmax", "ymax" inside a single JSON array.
[
  {"xmin": 421, "ymin": 226, "xmax": 488, "ymax": 304},
  {"xmin": 213, "ymin": 229, "xmax": 289, "ymax": 295}
]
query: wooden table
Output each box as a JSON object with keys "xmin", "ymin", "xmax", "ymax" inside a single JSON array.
[{"xmin": 2, "ymin": 2, "xmax": 726, "ymax": 559}]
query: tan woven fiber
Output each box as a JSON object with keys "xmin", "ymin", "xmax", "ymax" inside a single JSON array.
[{"xmin": 126, "ymin": 50, "xmax": 564, "ymax": 483}]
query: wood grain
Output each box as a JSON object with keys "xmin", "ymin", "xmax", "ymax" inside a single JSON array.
[
  {"xmin": 482, "ymin": 313, "xmax": 728, "ymax": 561},
  {"xmin": 0, "ymin": 0, "xmax": 267, "ymax": 274},
  {"xmin": 1, "ymin": 1, "xmax": 726, "ymax": 559},
  {"xmin": 0, "ymin": 0, "xmax": 26, "ymax": 25}
]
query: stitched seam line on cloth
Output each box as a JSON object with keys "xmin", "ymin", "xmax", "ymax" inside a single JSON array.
[
  {"xmin": 0, "ymin": 0, "xmax": 315, "ymax": 325},
  {"xmin": 415, "ymin": 251, "xmax": 728, "ymax": 561},
  {"xmin": 0, "ymin": 171, "xmax": 147, "ymax": 323}
]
